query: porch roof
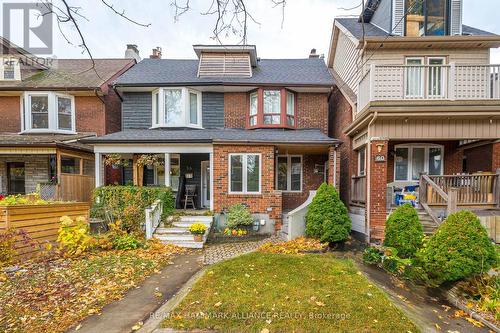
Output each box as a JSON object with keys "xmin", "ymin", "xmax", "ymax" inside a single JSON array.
[
  {"xmin": 0, "ymin": 132, "xmax": 96, "ymax": 153},
  {"xmin": 81, "ymin": 128, "xmax": 340, "ymax": 145}
]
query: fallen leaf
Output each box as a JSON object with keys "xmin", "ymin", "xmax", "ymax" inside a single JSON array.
[{"xmin": 214, "ymin": 301, "xmax": 222, "ymax": 307}]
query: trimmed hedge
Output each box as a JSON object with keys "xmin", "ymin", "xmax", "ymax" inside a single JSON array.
[
  {"xmin": 416, "ymin": 210, "xmax": 497, "ymax": 286},
  {"xmin": 383, "ymin": 204, "xmax": 424, "ymax": 258},
  {"xmin": 305, "ymin": 183, "xmax": 351, "ymax": 243},
  {"xmin": 92, "ymin": 186, "xmax": 175, "ymax": 233}
]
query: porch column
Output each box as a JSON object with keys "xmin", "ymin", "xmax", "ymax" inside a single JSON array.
[
  {"xmin": 368, "ymin": 139, "xmax": 388, "ymax": 242},
  {"xmin": 95, "ymin": 153, "xmax": 103, "ymax": 187},
  {"xmin": 493, "ymin": 142, "xmax": 500, "ymax": 171},
  {"xmin": 209, "ymin": 152, "xmax": 214, "ymax": 211},
  {"xmin": 327, "ymin": 146, "xmax": 339, "ymax": 188},
  {"xmin": 164, "ymin": 153, "xmax": 170, "ymax": 187}
]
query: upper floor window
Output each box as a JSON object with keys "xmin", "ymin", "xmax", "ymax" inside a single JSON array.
[
  {"xmin": 406, "ymin": 0, "xmax": 449, "ymax": 37},
  {"xmin": 247, "ymin": 88, "xmax": 296, "ymax": 129},
  {"xmin": 152, "ymin": 88, "xmax": 202, "ymax": 128},
  {"xmin": 22, "ymin": 92, "xmax": 75, "ymax": 133}
]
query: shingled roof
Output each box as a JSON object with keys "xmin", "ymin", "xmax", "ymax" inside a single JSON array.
[
  {"xmin": 0, "ymin": 58, "xmax": 134, "ymax": 90},
  {"xmin": 336, "ymin": 17, "xmax": 498, "ymax": 40},
  {"xmin": 115, "ymin": 58, "xmax": 334, "ymax": 87},
  {"xmin": 0, "ymin": 132, "xmax": 96, "ymax": 152},
  {"xmin": 82, "ymin": 128, "xmax": 339, "ymax": 145}
]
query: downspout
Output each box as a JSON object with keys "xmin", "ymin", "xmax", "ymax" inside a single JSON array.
[
  {"xmin": 333, "ymin": 144, "xmax": 338, "ymax": 187},
  {"xmin": 365, "ymin": 111, "xmax": 377, "ymax": 243}
]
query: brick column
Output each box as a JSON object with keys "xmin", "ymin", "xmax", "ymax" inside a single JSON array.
[
  {"xmin": 327, "ymin": 146, "xmax": 340, "ymax": 189},
  {"xmin": 368, "ymin": 139, "xmax": 388, "ymax": 242},
  {"xmin": 105, "ymin": 165, "xmax": 122, "ymax": 185},
  {"xmin": 492, "ymin": 142, "xmax": 500, "ymax": 171}
]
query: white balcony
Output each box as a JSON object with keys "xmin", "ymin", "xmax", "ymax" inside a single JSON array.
[{"xmin": 357, "ymin": 64, "xmax": 500, "ymax": 113}]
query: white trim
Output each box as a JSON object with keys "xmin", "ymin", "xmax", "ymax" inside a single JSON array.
[
  {"xmin": 151, "ymin": 87, "xmax": 203, "ymax": 128},
  {"xmin": 228, "ymin": 153, "xmax": 262, "ymax": 194},
  {"xmin": 21, "ymin": 91, "xmax": 76, "ymax": 133},
  {"xmin": 394, "ymin": 143, "xmax": 445, "ymax": 181},
  {"xmin": 95, "ymin": 153, "xmax": 102, "ymax": 187},
  {"xmin": 276, "ymin": 155, "xmax": 303, "ymax": 192},
  {"xmin": 209, "ymin": 152, "xmax": 214, "ymax": 211},
  {"xmin": 164, "ymin": 153, "xmax": 171, "ymax": 187},
  {"xmin": 201, "ymin": 160, "xmax": 210, "ymax": 208},
  {"xmin": 93, "ymin": 144, "xmax": 213, "ymax": 154}
]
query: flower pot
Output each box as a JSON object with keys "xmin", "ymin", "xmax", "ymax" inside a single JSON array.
[{"xmin": 193, "ymin": 234, "xmax": 203, "ymax": 242}]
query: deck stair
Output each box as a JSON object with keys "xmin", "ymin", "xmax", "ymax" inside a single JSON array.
[
  {"xmin": 154, "ymin": 215, "xmax": 213, "ymax": 249},
  {"xmin": 416, "ymin": 208, "xmax": 440, "ymax": 236}
]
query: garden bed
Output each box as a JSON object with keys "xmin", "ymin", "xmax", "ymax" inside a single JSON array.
[{"xmin": 0, "ymin": 243, "xmax": 184, "ymax": 333}]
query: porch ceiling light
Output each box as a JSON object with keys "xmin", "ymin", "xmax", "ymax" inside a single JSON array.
[{"xmin": 376, "ymin": 143, "xmax": 385, "ymax": 153}]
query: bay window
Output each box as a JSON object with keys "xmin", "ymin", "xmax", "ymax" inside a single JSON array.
[
  {"xmin": 152, "ymin": 88, "xmax": 202, "ymax": 128},
  {"xmin": 394, "ymin": 145, "xmax": 443, "ymax": 181},
  {"xmin": 229, "ymin": 153, "xmax": 261, "ymax": 193},
  {"xmin": 248, "ymin": 88, "xmax": 297, "ymax": 128},
  {"xmin": 276, "ymin": 155, "xmax": 302, "ymax": 192},
  {"xmin": 23, "ymin": 92, "xmax": 75, "ymax": 133}
]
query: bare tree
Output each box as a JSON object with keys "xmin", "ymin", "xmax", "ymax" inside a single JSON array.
[{"xmin": 34, "ymin": 0, "xmax": 287, "ymax": 75}]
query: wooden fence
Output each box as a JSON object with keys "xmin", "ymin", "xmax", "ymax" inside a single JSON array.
[
  {"xmin": 350, "ymin": 176, "xmax": 366, "ymax": 206},
  {"xmin": 0, "ymin": 202, "xmax": 90, "ymax": 257},
  {"xmin": 59, "ymin": 174, "xmax": 95, "ymax": 202},
  {"xmin": 478, "ymin": 215, "xmax": 500, "ymax": 244}
]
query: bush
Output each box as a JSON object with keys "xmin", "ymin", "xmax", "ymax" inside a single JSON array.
[
  {"xmin": 92, "ymin": 186, "xmax": 175, "ymax": 233},
  {"xmin": 111, "ymin": 233, "xmax": 144, "ymax": 250},
  {"xmin": 0, "ymin": 193, "xmax": 50, "ymax": 206},
  {"xmin": 0, "ymin": 229, "xmax": 19, "ymax": 267},
  {"xmin": 416, "ymin": 210, "xmax": 498, "ymax": 286},
  {"xmin": 305, "ymin": 183, "xmax": 351, "ymax": 244},
  {"xmin": 226, "ymin": 204, "xmax": 253, "ymax": 229},
  {"xmin": 363, "ymin": 246, "xmax": 383, "ymax": 264},
  {"xmin": 383, "ymin": 204, "xmax": 424, "ymax": 258},
  {"xmin": 57, "ymin": 216, "xmax": 92, "ymax": 257}
]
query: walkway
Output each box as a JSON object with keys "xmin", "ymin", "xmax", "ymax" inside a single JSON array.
[
  {"xmin": 203, "ymin": 235, "xmax": 283, "ymax": 265},
  {"xmin": 71, "ymin": 252, "xmax": 204, "ymax": 333}
]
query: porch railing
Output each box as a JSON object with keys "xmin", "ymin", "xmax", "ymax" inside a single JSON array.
[
  {"xmin": 285, "ymin": 191, "xmax": 316, "ymax": 241},
  {"xmin": 350, "ymin": 175, "xmax": 366, "ymax": 206},
  {"xmin": 145, "ymin": 199, "xmax": 163, "ymax": 239},
  {"xmin": 357, "ymin": 64, "xmax": 500, "ymax": 113}
]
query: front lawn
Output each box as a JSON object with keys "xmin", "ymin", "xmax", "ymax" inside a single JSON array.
[
  {"xmin": 162, "ymin": 252, "xmax": 419, "ymax": 332},
  {"xmin": 0, "ymin": 243, "xmax": 183, "ymax": 333}
]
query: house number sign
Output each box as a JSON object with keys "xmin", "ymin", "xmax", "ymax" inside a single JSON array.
[{"xmin": 374, "ymin": 155, "xmax": 386, "ymax": 163}]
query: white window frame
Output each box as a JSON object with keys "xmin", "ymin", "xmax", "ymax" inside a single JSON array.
[
  {"xmin": 151, "ymin": 87, "xmax": 202, "ymax": 129},
  {"xmin": 394, "ymin": 144, "xmax": 444, "ymax": 182},
  {"xmin": 228, "ymin": 153, "xmax": 261, "ymax": 194},
  {"xmin": 0, "ymin": 57, "xmax": 21, "ymax": 81},
  {"xmin": 405, "ymin": 57, "xmax": 425, "ymax": 99},
  {"xmin": 357, "ymin": 147, "xmax": 366, "ymax": 176},
  {"xmin": 427, "ymin": 56, "xmax": 447, "ymax": 98},
  {"xmin": 22, "ymin": 91, "xmax": 76, "ymax": 134},
  {"xmin": 276, "ymin": 155, "xmax": 303, "ymax": 192}
]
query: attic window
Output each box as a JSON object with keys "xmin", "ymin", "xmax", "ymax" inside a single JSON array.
[
  {"xmin": 198, "ymin": 52, "xmax": 252, "ymax": 78},
  {"xmin": 1, "ymin": 58, "xmax": 20, "ymax": 81}
]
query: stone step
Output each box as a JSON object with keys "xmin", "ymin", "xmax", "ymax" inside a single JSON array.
[
  {"xmin": 155, "ymin": 227, "xmax": 190, "ymax": 235},
  {"xmin": 179, "ymin": 216, "xmax": 213, "ymax": 223},
  {"xmin": 155, "ymin": 233, "xmax": 203, "ymax": 241},
  {"xmin": 173, "ymin": 221, "xmax": 211, "ymax": 228},
  {"xmin": 154, "ymin": 238, "xmax": 205, "ymax": 249}
]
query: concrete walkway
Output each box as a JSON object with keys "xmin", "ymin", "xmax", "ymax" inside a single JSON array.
[{"xmin": 69, "ymin": 252, "xmax": 204, "ymax": 333}]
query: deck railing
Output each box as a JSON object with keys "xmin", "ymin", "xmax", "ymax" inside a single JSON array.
[
  {"xmin": 145, "ymin": 199, "xmax": 163, "ymax": 239},
  {"xmin": 350, "ymin": 175, "xmax": 366, "ymax": 206},
  {"xmin": 357, "ymin": 64, "xmax": 500, "ymax": 112}
]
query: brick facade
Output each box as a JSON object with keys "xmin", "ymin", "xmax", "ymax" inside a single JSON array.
[
  {"xmin": 0, "ymin": 155, "xmax": 50, "ymax": 194},
  {"xmin": 224, "ymin": 92, "xmax": 248, "ymax": 128},
  {"xmin": 368, "ymin": 140, "xmax": 388, "ymax": 242},
  {"xmin": 0, "ymin": 96, "xmax": 22, "ymax": 132},
  {"xmin": 213, "ymin": 144, "xmax": 283, "ymax": 229},
  {"xmin": 493, "ymin": 142, "xmax": 500, "ymax": 171}
]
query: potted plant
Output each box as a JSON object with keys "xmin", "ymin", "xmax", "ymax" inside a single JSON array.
[
  {"xmin": 104, "ymin": 153, "xmax": 128, "ymax": 169},
  {"xmin": 136, "ymin": 154, "xmax": 163, "ymax": 169},
  {"xmin": 189, "ymin": 223, "xmax": 207, "ymax": 242}
]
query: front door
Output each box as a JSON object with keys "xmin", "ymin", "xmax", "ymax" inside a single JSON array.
[
  {"xmin": 7, "ymin": 162, "xmax": 25, "ymax": 194},
  {"xmin": 201, "ymin": 160, "xmax": 210, "ymax": 208}
]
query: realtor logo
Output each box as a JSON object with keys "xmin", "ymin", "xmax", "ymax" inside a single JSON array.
[{"xmin": 2, "ymin": 2, "xmax": 53, "ymax": 54}]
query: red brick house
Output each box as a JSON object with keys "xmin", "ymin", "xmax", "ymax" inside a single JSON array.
[
  {"xmin": 0, "ymin": 38, "xmax": 135, "ymax": 201},
  {"xmin": 84, "ymin": 45, "xmax": 339, "ymax": 235},
  {"xmin": 328, "ymin": 0, "xmax": 500, "ymax": 242}
]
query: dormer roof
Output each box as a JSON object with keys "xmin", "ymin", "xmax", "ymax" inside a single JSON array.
[{"xmin": 193, "ymin": 45, "xmax": 258, "ymax": 66}]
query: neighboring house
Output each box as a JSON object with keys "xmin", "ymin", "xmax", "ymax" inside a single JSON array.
[
  {"xmin": 328, "ymin": 0, "xmax": 500, "ymax": 242},
  {"xmin": 0, "ymin": 38, "xmax": 135, "ymax": 201},
  {"xmin": 83, "ymin": 45, "xmax": 339, "ymax": 232}
]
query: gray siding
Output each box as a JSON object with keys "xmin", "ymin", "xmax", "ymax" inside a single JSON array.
[
  {"xmin": 202, "ymin": 92, "xmax": 224, "ymax": 128},
  {"xmin": 370, "ymin": 0, "xmax": 392, "ymax": 33},
  {"xmin": 122, "ymin": 91, "xmax": 224, "ymax": 130},
  {"xmin": 122, "ymin": 92, "xmax": 152, "ymax": 130}
]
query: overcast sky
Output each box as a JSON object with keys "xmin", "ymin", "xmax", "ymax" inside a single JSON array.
[{"xmin": 3, "ymin": 0, "xmax": 500, "ymax": 62}]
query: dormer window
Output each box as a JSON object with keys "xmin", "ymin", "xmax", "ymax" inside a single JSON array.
[
  {"xmin": 152, "ymin": 88, "xmax": 202, "ymax": 128},
  {"xmin": 22, "ymin": 92, "xmax": 75, "ymax": 133},
  {"xmin": 406, "ymin": 0, "xmax": 449, "ymax": 37},
  {"xmin": 247, "ymin": 88, "xmax": 297, "ymax": 129},
  {"xmin": 1, "ymin": 57, "xmax": 21, "ymax": 81}
]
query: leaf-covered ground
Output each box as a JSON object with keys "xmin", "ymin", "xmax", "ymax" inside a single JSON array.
[
  {"xmin": 162, "ymin": 252, "xmax": 419, "ymax": 332},
  {"xmin": 0, "ymin": 243, "xmax": 184, "ymax": 333}
]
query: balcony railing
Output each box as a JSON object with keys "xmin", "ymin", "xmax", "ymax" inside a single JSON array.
[{"xmin": 357, "ymin": 64, "xmax": 500, "ymax": 112}]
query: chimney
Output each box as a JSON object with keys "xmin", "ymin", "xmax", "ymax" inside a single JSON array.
[
  {"xmin": 309, "ymin": 48, "xmax": 319, "ymax": 58},
  {"xmin": 150, "ymin": 46, "xmax": 162, "ymax": 59},
  {"xmin": 124, "ymin": 44, "xmax": 141, "ymax": 62}
]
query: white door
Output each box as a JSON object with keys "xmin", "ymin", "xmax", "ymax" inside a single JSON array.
[
  {"xmin": 405, "ymin": 57, "xmax": 424, "ymax": 98},
  {"xmin": 201, "ymin": 160, "xmax": 210, "ymax": 208}
]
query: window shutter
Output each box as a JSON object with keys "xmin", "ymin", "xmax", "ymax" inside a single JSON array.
[
  {"xmin": 450, "ymin": 0, "xmax": 463, "ymax": 35},
  {"xmin": 392, "ymin": 0, "xmax": 405, "ymax": 36}
]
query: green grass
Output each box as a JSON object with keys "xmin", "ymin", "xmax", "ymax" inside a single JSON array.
[{"xmin": 162, "ymin": 252, "xmax": 419, "ymax": 333}]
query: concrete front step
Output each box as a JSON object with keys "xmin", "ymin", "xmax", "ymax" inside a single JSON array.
[
  {"xmin": 154, "ymin": 215, "xmax": 212, "ymax": 248},
  {"xmin": 155, "ymin": 227, "xmax": 191, "ymax": 235},
  {"xmin": 179, "ymin": 216, "xmax": 213, "ymax": 223},
  {"xmin": 173, "ymin": 221, "xmax": 211, "ymax": 228},
  {"xmin": 154, "ymin": 238, "xmax": 205, "ymax": 249}
]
